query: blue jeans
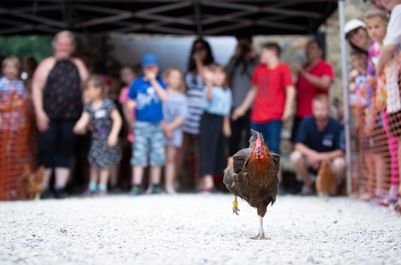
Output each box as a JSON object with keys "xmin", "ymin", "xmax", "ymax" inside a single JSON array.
[{"xmin": 251, "ymin": 120, "xmax": 282, "ymax": 154}]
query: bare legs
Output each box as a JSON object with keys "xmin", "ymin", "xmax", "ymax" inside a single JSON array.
[
  {"xmin": 42, "ymin": 168, "xmax": 52, "ymax": 190},
  {"xmin": 99, "ymin": 169, "xmax": 109, "ymax": 189},
  {"xmin": 151, "ymin": 167, "xmax": 162, "ymax": 184},
  {"xmin": 291, "ymin": 151, "xmax": 346, "ymax": 195},
  {"xmin": 132, "ymin": 166, "xmax": 144, "ymax": 186},
  {"xmin": 165, "ymin": 146, "xmax": 177, "ymax": 194},
  {"xmin": 201, "ymin": 175, "xmax": 215, "ymax": 191},
  {"xmin": 42, "ymin": 167, "xmax": 70, "ymax": 190},
  {"xmin": 88, "ymin": 167, "xmax": 109, "ymax": 195},
  {"xmin": 374, "ymin": 154, "xmax": 386, "ymax": 197},
  {"xmin": 55, "ymin": 168, "xmax": 69, "ymax": 189},
  {"xmin": 109, "ymin": 164, "xmax": 118, "ymax": 188},
  {"xmin": 132, "ymin": 166, "xmax": 162, "ymax": 194},
  {"xmin": 41, "ymin": 167, "xmax": 70, "ymax": 198},
  {"xmin": 89, "ymin": 167, "xmax": 98, "ymax": 186},
  {"xmin": 290, "ymin": 151, "xmax": 313, "ymax": 187}
]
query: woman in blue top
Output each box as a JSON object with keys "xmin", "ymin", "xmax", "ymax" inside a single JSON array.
[{"xmin": 198, "ymin": 65, "xmax": 232, "ymax": 193}]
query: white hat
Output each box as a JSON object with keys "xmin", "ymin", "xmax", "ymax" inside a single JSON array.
[{"xmin": 345, "ymin": 19, "xmax": 366, "ymax": 36}]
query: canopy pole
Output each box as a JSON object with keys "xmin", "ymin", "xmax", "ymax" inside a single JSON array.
[
  {"xmin": 194, "ymin": 0, "xmax": 203, "ymax": 36},
  {"xmin": 338, "ymin": 0, "xmax": 352, "ymax": 195}
]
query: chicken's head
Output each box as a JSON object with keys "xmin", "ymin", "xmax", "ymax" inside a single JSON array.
[{"xmin": 250, "ymin": 130, "xmax": 268, "ymax": 160}]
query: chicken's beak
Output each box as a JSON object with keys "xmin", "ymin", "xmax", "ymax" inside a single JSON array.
[{"xmin": 254, "ymin": 147, "xmax": 263, "ymax": 159}]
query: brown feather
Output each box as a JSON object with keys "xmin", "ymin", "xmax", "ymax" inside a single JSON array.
[
  {"xmin": 316, "ymin": 160, "xmax": 337, "ymax": 197},
  {"xmin": 223, "ymin": 133, "xmax": 280, "ymax": 218},
  {"xmin": 22, "ymin": 165, "xmax": 44, "ymax": 200}
]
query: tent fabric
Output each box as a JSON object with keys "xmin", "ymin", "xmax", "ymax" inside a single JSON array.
[{"xmin": 0, "ymin": 0, "xmax": 337, "ymax": 35}]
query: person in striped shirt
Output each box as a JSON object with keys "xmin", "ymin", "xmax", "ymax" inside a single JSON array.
[{"xmin": 176, "ymin": 38, "xmax": 215, "ymax": 190}]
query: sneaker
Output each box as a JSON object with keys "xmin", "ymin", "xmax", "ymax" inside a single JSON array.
[
  {"xmin": 83, "ymin": 189, "xmax": 95, "ymax": 197},
  {"xmin": 151, "ymin": 185, "xmax": 165, "ymax": 194},
  {"xmin": 40, "ymin": 189, "xmax": 53, "ymax": 199},
  {"xmin": 130, "ymin": 186, "xmax": 143, "ymax": 196},
  {"xmin": 377, "ymin": 195, "xmax": 399, "ymax": 206},
  {"xmin": 54, "ymin": 188, "xmax": 68, "ymax": 199},
  {"xmin": 165, "ymin": 186, "xmax": 177, "ymax": 194},
  {"xmin": 96, "ymin": 191, "xmax": 107, "ymax": 197}
]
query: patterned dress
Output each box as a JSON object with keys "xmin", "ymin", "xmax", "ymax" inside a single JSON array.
[{"xmin": 85, "ymin": 99, "xmax": 121, "ymax": 168}]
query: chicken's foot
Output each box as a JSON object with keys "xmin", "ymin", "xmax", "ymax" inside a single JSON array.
[{"xmin": 251, "ymin": 216, "xmax": 269, "ymax": 240}]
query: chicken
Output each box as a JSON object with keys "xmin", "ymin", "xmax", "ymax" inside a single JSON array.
[
  {"xmin": 22, "ymin": 165, "xmax": 45, "ymax": 200},
  {"xmin": 223, "ymin": 130, "xmax": 280, "ymax": 240},
  {"xmin": 395, "ymin": 203, "xmax": 401, "ymax": 215},
  {"xmin": 315, "ymin": 160, "xmax": 336, "ymax": 197}
]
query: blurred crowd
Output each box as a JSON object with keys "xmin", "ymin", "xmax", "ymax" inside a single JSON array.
[
  {"xmin": 0, "ymin": 32, "xmax": 343, "ymax": 199},
  {"xmin": 345, "ymin": 0, "xmax": 401, "ymax": 209},
  {"xmin": 1, "ymin": 0, "xmax": 400, "ymax": 209}
]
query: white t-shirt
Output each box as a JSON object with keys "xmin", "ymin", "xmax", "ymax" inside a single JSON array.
[
  {"xmin": 384, "ymin": 4, "xmax": 401, "ymax": 46},
  {"xmin": 385, "ymin": 58, "xmax": 401, "ymax": 113}
]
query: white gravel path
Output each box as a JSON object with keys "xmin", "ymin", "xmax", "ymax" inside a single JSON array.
[{"xmin": 0, "ymin": 194, "xmax": 400, "ymax": 265}]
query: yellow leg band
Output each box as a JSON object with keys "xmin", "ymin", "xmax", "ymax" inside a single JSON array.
[{"xmin": 233, "ymin": 200, "xmax": 238, "ymax": 207}]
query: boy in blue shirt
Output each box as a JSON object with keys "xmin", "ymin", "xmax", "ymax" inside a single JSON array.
[
  {"xmin": 290, "ymin": 95, "xmax": 346, "ymax": 195},
  {"xmin": 128, "ymin": 53, "xmax": 168, "ymax": 195}
]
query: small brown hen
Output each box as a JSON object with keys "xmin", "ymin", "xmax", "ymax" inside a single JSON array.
[
  {"xmin": 223, "ymin": 130, "xmax": 280, "ymax": 240},
  {"xmin": 22, "ymin": 165, "xmax": 45, "ymax": 200},
  {"xmin": 395, "ymin": 203, "xmax": 401, "ymax": 215},
  {"xmin": 315, "ymin": 160, "xmax": 337, "ymax": 197}
]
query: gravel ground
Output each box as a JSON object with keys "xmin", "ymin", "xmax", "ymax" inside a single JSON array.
[{"xmin": 0, "ymin": 194, "xmax": 400, "ymax": 265}]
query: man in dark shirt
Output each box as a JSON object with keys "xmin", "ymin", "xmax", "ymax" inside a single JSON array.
[{"xmin": 290, "ymin": 95, "xmax": 345, "ymax": 195}]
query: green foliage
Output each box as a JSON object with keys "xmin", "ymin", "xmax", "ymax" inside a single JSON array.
[{"xmin": 0, "ymin": 36, "xmax": 52, "ymax": 61}]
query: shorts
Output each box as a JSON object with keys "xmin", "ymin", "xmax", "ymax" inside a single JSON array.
[
  {"xmin": 389, "ymin": 110, "xmax": 401, "ymax": 138},
  {"xmin": 165, "ymin": 130, "xmax": 183, "ymax": 148},
  {"xmin": 131, "ymin": 121, "xmax": 165, "ymax": 167},
  {"xmin": 38, "ymin": 119, "xmax": 76, "ymax": 168}
]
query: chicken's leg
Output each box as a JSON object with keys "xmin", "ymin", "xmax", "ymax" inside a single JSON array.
[
  {"xmin": 251, "ymin": 216, "xmax": 268, "ymax": 240},
  {"xmin": 232, "ymin": 196, "xmax": 240, "ymax": 215}
]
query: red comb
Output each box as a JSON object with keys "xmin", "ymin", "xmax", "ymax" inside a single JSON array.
[{"xmin": 255, "ymin": 133, "xmax": 262, "ymax": 148}]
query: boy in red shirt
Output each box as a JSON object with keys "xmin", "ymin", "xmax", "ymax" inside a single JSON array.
[
  {"xmin": 291, "ymin": 39, "xmax": 334, "ymax": 142},
  {"xmin": 232, "ymin": 42, "xmax": 296, "ymax": 154}
]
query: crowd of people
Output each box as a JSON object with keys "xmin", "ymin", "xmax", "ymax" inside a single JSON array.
[
  {"xmin": 346, "ymin": 0, "xmax": 401, "ymax": 208},
  {"xmin": 0, "ymin": 31, "xmax": 341, "ymax": 198},
  {"xmin": 0, "ymin": 0, "xmax": 400, "ymax": 207}
]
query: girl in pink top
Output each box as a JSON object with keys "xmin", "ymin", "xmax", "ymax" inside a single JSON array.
[{"xmin": 365, "ymin": 10, "xmax": 399, "ymax": 205}]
